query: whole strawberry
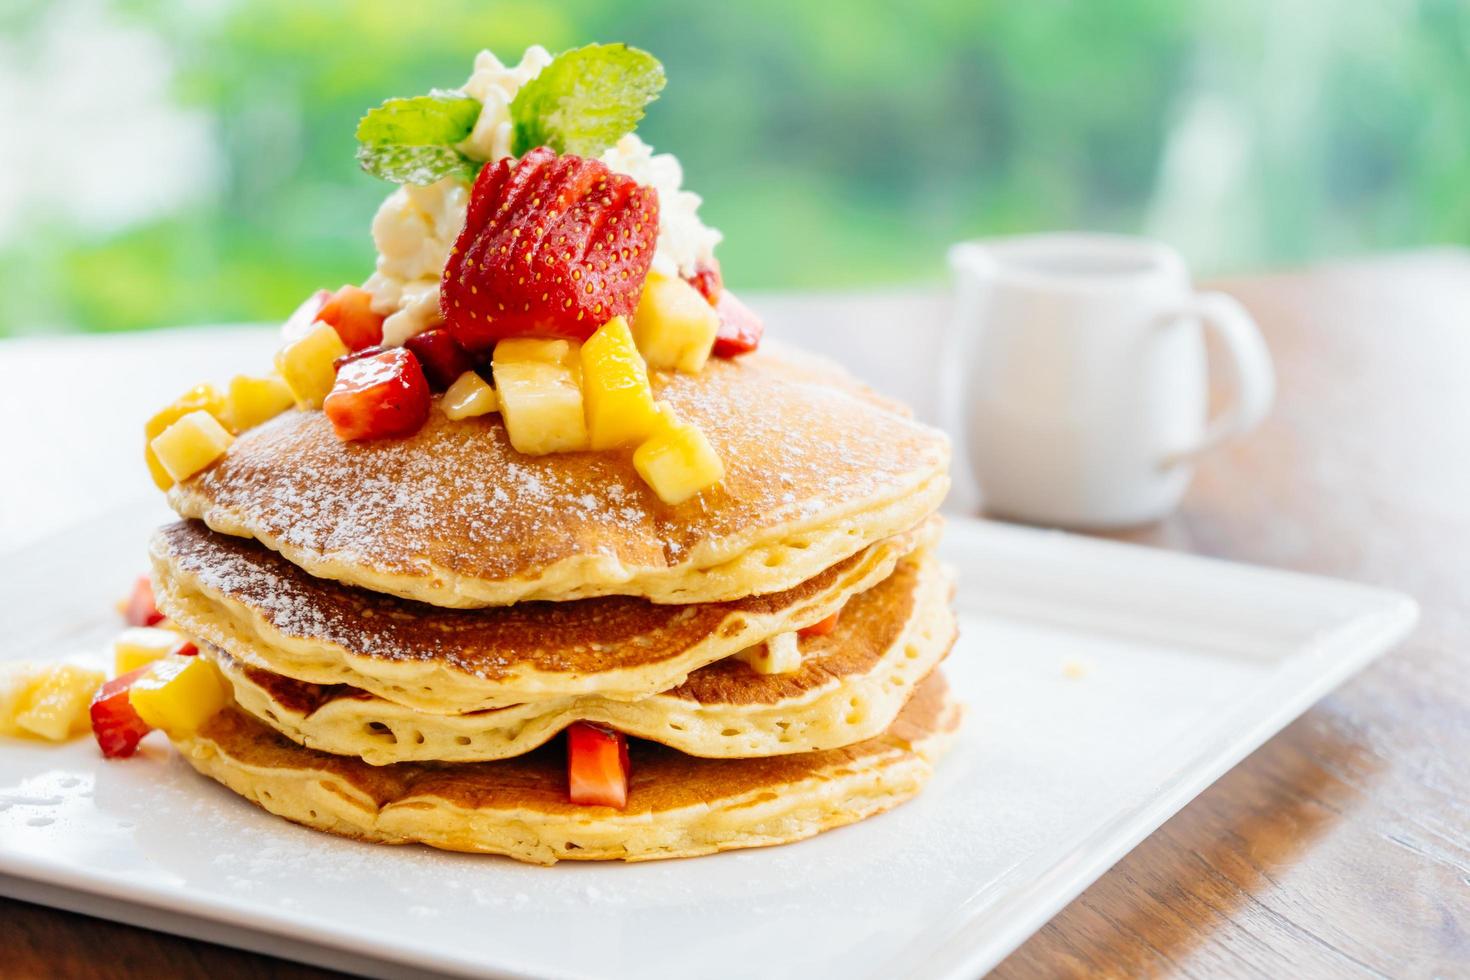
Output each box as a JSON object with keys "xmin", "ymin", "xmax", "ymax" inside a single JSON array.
[{"xmin": 441, "ymin": 147, "xmax": 659, "ymax": 349}]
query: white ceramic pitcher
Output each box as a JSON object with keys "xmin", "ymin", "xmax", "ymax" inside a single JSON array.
[{"xmin": 948, "ymin": 233, "xmax": 1275, "ymax": 528}]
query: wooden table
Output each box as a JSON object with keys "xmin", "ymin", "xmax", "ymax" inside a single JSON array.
[{"xmin": 3, "ymin": 253, "xmax": 1467, "ymax": 977}]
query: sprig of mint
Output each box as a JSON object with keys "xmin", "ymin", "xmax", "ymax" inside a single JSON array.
[
  {"xmin": 355, "ymin": 90, "xmax": 481, "ymax": 185},
  {"xmin": 510, "ymin": 43, "xmax": 665, "ymax": 157},
  {"xmin": 353, "ymin": 44, "xmax": 666, "ymax": 186}
]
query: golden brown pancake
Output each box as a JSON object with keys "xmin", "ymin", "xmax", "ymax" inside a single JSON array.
[
  {"xmin": 173, "ymin": 671, "xmax": 961, "ymax": 864},
  {"xmin": 206, "ymin": 552, "xmax": 955, "ymax": 763},
  {"xmin": 152, "ymin": 518, "xmax": 936, "ymax": 711},
  {"xmin": 166, "ymin": 352, "xmax": 950, "ymax": 608}
]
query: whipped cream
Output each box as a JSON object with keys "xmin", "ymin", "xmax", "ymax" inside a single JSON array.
[{"xmin": 361, "ymin": 47, "xmax": 721, "ymax": 344}]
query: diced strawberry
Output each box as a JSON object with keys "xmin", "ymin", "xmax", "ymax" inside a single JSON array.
[
  {"xmin": 323, "ymin": 347, "xmax": 431, "ymax": 441},
  {"xmin": 174, "ymin": 640, "xmax": 199, "ymax": 657},
  {"xmin": 712, "ymin": 289, "xmax": 764, "ymax": 358},
  {"xmin": 334, "ymin": 344, "xmax": 388, "ymax": 372},
  {"xmin": 441, "ymin": 147, "xmax": 660, "ymax": 349},
  {"xmin": 124, "ymin": 575, "xmax": 164, "ymax": 627},
  {"xmin": 90, "ymin": 667, "xmax": 154, "ymax": 758},
  {"xmin": 798, "ymin": 610, "xmax": 841, "ymax": 638},
  {"xmin": 685, "ymin": 260, "xmax": 723, "ymax": 306},
  {"xmin": 567, "ymin": 721, "xmax": 630, "ymax": 808},
  {"xmin": 316, "ymin": 285, "xmax": 385, "ymax": 351},
  {"xmin": 403, "ymin": 329, "xmax": 475, "ymax": 391},
  {"xmin": 282, "ymin": 289, "xmax": 332, "ymax": 342}
]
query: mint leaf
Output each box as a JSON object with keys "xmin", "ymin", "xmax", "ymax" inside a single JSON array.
[
  {"xmin": 356, "ymin": 90, "xmax": 481, "ymax": 146},
  {"xmin": 356, "ymin": 143, "xmax": 476, "ymax": 186},
  {"xmin": 355, "ymin": 90, "xmax": 481, "ymax": 185},
  {"xmin": 511, "ymin": 43, "xmax": 665, "ymax": 157}
]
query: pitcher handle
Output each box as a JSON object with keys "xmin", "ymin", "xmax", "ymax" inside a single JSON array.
[{"xmin": 1166, "ymin": 291, "xmax": 1275, "ymax": 464}]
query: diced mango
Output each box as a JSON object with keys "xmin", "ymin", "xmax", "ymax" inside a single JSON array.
[
  {"xmin": 274, "ymin": 321, "xmax": 349, "ymax": 409},
  {"xmin": 492, "ymin": 338, "xmax": 589, "ymax": 454},
  {"xmin": 112, "ymin": 627, "xmax": 186, "ymax": 675},
  {"xmin": 442, "ymin": 370, "xmax": 499, "ymax": 420},
  {"xmin": 631, "ymin": 272, "xmax": 719, "ymax": 374},
  {"xmin": 128, "ymin": 655, "xmax": 229, "ymax": 738},
  {"xmin": 149, "ymin": 411, "xmax": 234, "ymax": 484},
  {"xmin": 222, "ymin": 372, "xmax": 295, "ymax": 432},
  {"xmin": 11, "ymin": 664, "xmax": 105, "ymax": 741},
  {"xmin": 632, "ymin": 403, "xmax": 725, "ymax": 505},
  {"xmin": 580, "ymin": 317, "xmax": 660, "ymax": 450},
  {"xmin": 145, "ymin": 384, "xmax": 226, "ymax": 490},
  {"xmin": 0, "ymin": 664, "xmax": 42, "ymax": 737}
]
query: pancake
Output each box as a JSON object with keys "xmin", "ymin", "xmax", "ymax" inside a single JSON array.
[
  {"xmin": 208, "ymin": 552, "xmax": 954, "ymax": 763},
  {"xmin": 166, "ymin": 351, "xmax": 950, "ymax": 608},
  {"xmin": 152, "ymin": 519, "xmax": 937, "ymax": 712},
  {"xmin": 173, "ymin": 671, "xmax": 961, "ymax": 864}
]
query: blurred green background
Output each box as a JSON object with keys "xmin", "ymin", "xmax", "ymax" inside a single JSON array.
[{"xmin": 1, "ymin": 0, "xmax": 1466, "ymax": 336}]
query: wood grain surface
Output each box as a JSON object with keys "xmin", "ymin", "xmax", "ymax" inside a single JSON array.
[{"xmin": 2, "ymin": 253, "xmax": 1466, "ymax": 978}]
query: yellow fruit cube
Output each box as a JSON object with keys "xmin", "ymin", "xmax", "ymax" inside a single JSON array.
[
  {"xmin": 442, "ymin": 370, "xmax": 499, "ymax": 420},
  {"xmin": 0, "ymin": 664, "xmax": 42, "ymax": 737},
  {"xmin": 145, "ymin": 384, "xmax": 226, "ymax": 490},
  {"xmin": 492, "ymin": 338, "xmax": 590, "ymax": 455},
  {"xmin": 128, "ymin": 655, "xmax": 229, "ymax": 738},
  {"xmin": 631, "ymin": 272, "xmax": 719, "ymax": 374},
  {"xmin": 112, "ymin": 627, "xmax": 186, "ymax": 675},
  {"xmin": 274, "ymin": 321, "xmax": 349, "ymax": 409},
  {"xmin": 632, "ymin": 403, "xmax": 725, "ymax": 505},
  {"xmin": 149, "ymin": 411, "xmax": 235, "ymax": 484},
  {"xmin": 12, "ymin": 665, "xmax": 105, "ymax": 741},
  {"xmin": 580, "ymin": 317, "xmax": 660, "ymax": 450},
  {"xmin": 222, "ymin": 372, "xmax": 295, "ymax": 432}
]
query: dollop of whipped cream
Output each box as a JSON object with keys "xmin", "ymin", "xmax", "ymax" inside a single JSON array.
[{"xmin": 362, "ymin": 47, "xmax": 722, "ymax": 345}]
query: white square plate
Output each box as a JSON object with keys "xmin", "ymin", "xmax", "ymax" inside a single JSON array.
[{"xmin": 0, "ymin": 504, "xmax": 1416, "ymax": 979}]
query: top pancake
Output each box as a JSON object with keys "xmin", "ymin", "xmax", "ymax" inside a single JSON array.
[{"xmin": 167, "ymin": 348, "xmax": 949, "ymax": 608}]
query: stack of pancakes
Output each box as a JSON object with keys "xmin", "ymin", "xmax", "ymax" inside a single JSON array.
[{"xmin": 149, "ymin": 351, "xmax": 959, "ymax": 863}]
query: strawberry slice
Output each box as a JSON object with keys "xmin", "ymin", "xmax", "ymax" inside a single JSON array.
[
  {"xmin": 334, "ymin": 344, "xmax": 388, "ymax": 372},
  {"xmin": 403, "ymin": 329, "xmax": 475, "ymax": 392},
  {"xmin": 323, "ymin": 347, "xmax": 431, "ymax": 441},
  {"xmin": 124, "ymin": 575, "xmax": 164, "ymax": 627},
  {"xmin": 798, "ymin": 609, "xmax": 841, "ymax": 638},
  {"xmin": 441, "ymin": 147, "xmax": 659, "ymax": 349},
  {"xmin": 711, "ymin": 289, "xmax": 764, "ymax": 358},
  {"xmin": 90, "ymin": 667, "xmax": 154, "ymax": 758},
  {"xmin": 686, "ymin": 260, "xmax": 722, "ymax": 306},
  {"xmin": 567, "ymin": 721, "xmax": 630, "ymax": 808},
  {"xmin": 316, "ymin": 285, "xmax": 385, "ymax": 351}
]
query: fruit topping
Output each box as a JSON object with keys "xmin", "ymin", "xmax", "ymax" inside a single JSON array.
[
  {"xmin": 112, "ymin": 627, "xmax": 192, "ymax": 675},
  {"xmin": 90, "ymin": 667, "xmax": 153, "ymax": 758},
  {"xmin": 281, "ymin": 288, "xmax": 332, "ymax": 342},
  {"xmin": 334, "ymin": 345, "xmax": 388, "ymax": 372},
  {"xmin": 404, "ymin": 328, "xmax": 475, "ymax": 391},
  {"xmin": 144, "ymin": 385, "xmax": 227, "ymax": 490},
  {"xmin": 442, "ymin": 370, "xmax": 499, "ymax": 420},
  {"xmin": 712, "ymin": 289, "xmax": 764, "ymax": 358},
  {"xmin": 222, "ymin": 373, "xmax": 295, "ymax": 433},
  {"xmin": 323, "ymin": 347, "xmax": 431, "ymax": 441},
  {"xmin": 632, "ymin": 402, "xmax": 724, "ymax": 505},
  {"xmin": 128, "ymin": 654, "xmax": 230, "ymax": 739},
  {"xmin": 276, "ymin": 321, "xmax": 351, "ymax": 409},
  {"xmin": 686, "ymin": 260, "xmax": 722, "ymax": 306},
  {"xmin": 0, "ymin": 664, "xmax": 105, "ymax": 742},
  {"xmin": 631, "ymin": 270, "xmax": 719, "ymax": 373},
  {"xmin": 798, "ymin": 610, "xmax": 841, "ymax": 638},
  {"xmin": 441, "ymin": 147, "xmax": 659, "ymax": 348},
  {"xmin": 124, "ymin": 575, "xmax": 165, "ymax": 627},
  {"xmin": 492, "ymin": 338, "xmax": 590, "ymax": 454},
  {"xmin": 580, "ymin": 316, "xmax": 659, "ymax": 449},
  {"xmin": 736, "ymin": 631, "xmax": 802, "ymax": 675},
  {"xmin": 315, "ymin": 284, "xmax": 386, "ymax": 351},
  {"xmin": 149, "ymin": 410, "xmax": 235, "ymax": 484},
  {"xmin": 567, "ymin": 721, "xmax": 630, "ymax": 808}
]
